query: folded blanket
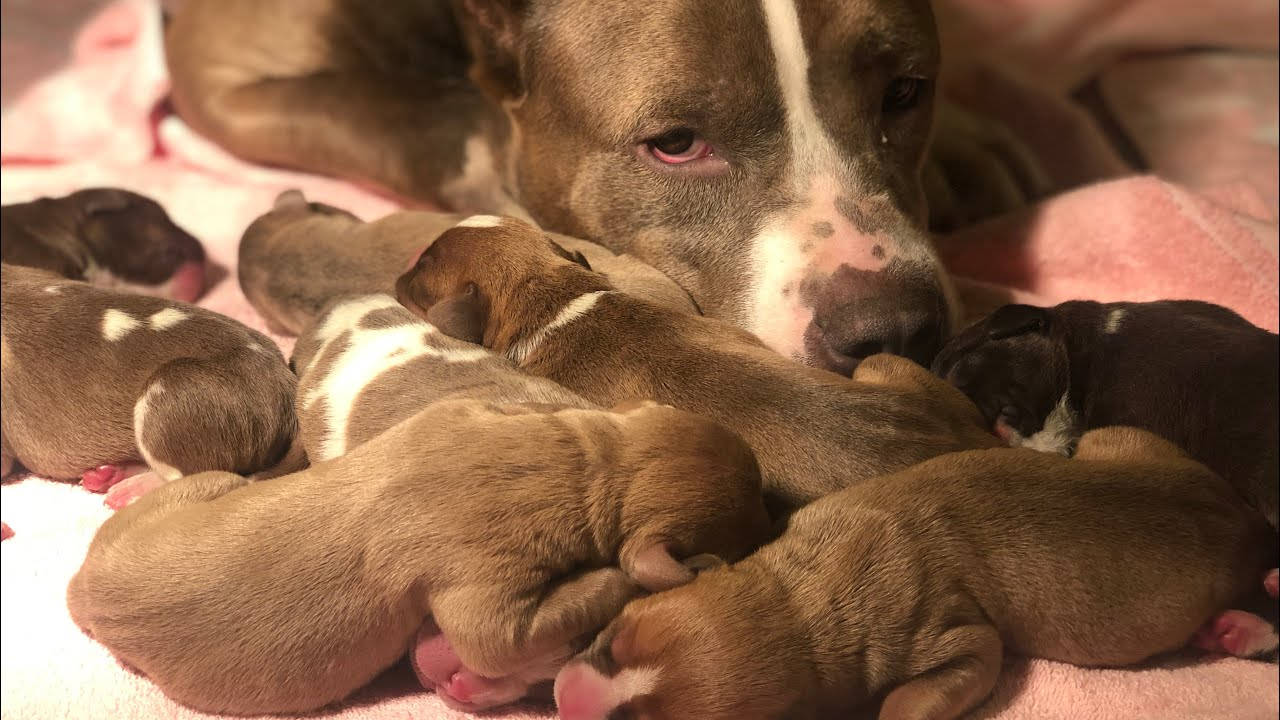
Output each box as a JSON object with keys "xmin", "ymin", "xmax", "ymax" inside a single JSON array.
[{"xmin": 1, "ymin": 2, "xmax": 1276, "ymax": 719}]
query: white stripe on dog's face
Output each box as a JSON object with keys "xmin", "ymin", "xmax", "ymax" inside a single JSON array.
[
  {"xmin": 509, "ymin": 290, "xmax": 612, "ymax": 365},
  {"xmin": 759, "ymin": 0, "xmax": 838, "ymax": 174}
]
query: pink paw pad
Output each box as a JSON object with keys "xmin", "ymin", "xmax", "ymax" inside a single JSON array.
[
  {"xmin": 409, "ymin": 621, "xmax": 461, "ymax": 689},
  {"xmin": 440, "ymin": 670, "xmax": 529, "ymax": 711},
  {"xmin": 1191, "ymin": 610, "xmax": 1279, "ymax": 658},
  {"xmin": 80, "ymin": 465, "xmax": 128, "ymax": 493},
  {"xmin": 104, "ymin": 472, "xmax": 167, "ymax": 510},
  {"xmin": 1264, "ymin": 569, "xmax": 1278, "ymax": 599}
]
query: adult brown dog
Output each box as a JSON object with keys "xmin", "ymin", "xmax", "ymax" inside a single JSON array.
[
  {"xmin": 165, "ymin": 0, "xmax": 999, "ymax": 373},
  {"xmin": 553, "ymin": 427, "xmax": 1276, "ymax": 720},
  {"xmin": 395, "ymin": 216, "xmax": 998, "ymax": 511},
  {"xmin": 67, "ymin": 398, "xmax": 772, "ymax": 715}
]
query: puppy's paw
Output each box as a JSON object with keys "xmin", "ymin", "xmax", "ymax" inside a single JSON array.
[
  {"xmin": 410, "ymin": 619, "xmax": 460, "ymax": 689},
  {"xmin": 1191, "ymin": 610, "xmax": 1279, "ymax": 658},
  {"xmin": 103, "ymin": 471, "xmax": 167, "ymax": 509},
  {"xmin": 1265, "ymin": 569, "xmax": 1278, "ymax": 600},
  {"xmin": 80, "ymin": 465, "xmax": 129, "ymax": 493},
  {"xmin": 438, "ymin": 670, "xmax": 531, "ymax": 711}
]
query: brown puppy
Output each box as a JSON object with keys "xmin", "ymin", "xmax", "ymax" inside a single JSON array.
[
  {"xmin": 2, "ymin": 188, "xmax": 206, "ymax": 302},
  {"xmin": 292, "ymin": 292, "xmax": 593, "ymax": 463},
  {"xmin": 932, "ymin": 300, "xmax": 1279, "ymax": 531},
  {"xmin": 239, "ymin": 191, "xmax": 696, "ymax": 336},
  {"xmin": 1, "ymin": 264, "xmax": 297, "ymax": 504},
  {"xmin": 395, "ymin": 216, "xmax": 998, "ymax": 511},
  {"xmin": 553, "ymin": 427, "xmax": 1277, "ymax": 720},
  {"xmin": 67, "ymin": 397, "xmax": 773, "ymax": 715}
]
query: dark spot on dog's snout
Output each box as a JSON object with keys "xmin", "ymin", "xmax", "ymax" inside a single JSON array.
[
  {"xmin": 810, "ymin": 221, "xmax": 834, "ymax": 238},
  {"xmin": 835, "ymin": 196, "xmax": 889, "ymax": 236},
  {"xmin": 871, "ymin": 245, "xmax": 885, "ymax": 260}
]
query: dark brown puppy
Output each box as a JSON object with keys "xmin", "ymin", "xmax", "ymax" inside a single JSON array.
[
  {"xmin": 395, "ymin": 216, "xmax": 998, "ymax": 512},
  {"xmin": 932, "ymin": 300, "xmax": 1279, "ymax": 531},
  {"xmin": 553, "ymin": 427, "xmax": 1276, "ymax": 720},
  {"xmin": 1, "ymin": 264, "xmax": 297, "ymax": 503},
  {"xmin": 67, "ymin": 397, "xmax": 773, "ymax": 715},
  {"xmin": 2, "ymin": 188, "xmax": 206, "ymax": 302},
  {"xmin": 238, "ymin": 191, "xmax": 696, "ymax": 336}
]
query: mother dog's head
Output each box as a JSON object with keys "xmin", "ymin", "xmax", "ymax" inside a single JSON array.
[{"xmin": 453, "ymin": 0, "xmax": 951, "ymax": 373}]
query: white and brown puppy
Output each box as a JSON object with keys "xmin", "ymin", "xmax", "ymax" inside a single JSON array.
[
  {"xmin": 395, "ymin": 217, "xmax": 999, "ymax": 511},
  {"xmin": 932, "ymin": 300, "xmax": 1279, "ymax": 531},
  {"xmin": 239, "ymin": 190, "xmax": 696, "ymax": 336},
  {"xmin": 67, "ymin": 397, "xmax": 773, "ymax": 715},
  {"xmin": 2, "ymin": 188, "xmax": 206, "ymax": 302},
  {"xmin": 168, "ymin": 0, "xmax": 980, "ymax": 373},
  {"xmin": 1, "ymin": 264, "xmax": 297, "ymax": 505},
  {"xmin": 291, "ymin": 293, "xmax": 595, "ymax": 463},
  {"xmin": 553, "ymin": 427, "xmax": 1278, "ymax": 720}
]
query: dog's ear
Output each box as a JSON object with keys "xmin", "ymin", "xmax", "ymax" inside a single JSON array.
[
  {"xmin": 455, "ymin": 0, "xmax": 529, "ymax": 99},
  {"xmin": 624, "ymin": 543, "xmax": 696, "ymax": 592},
  {"xmin": 548, "ymin": 240, "xmax": 592, "ymax": 271},
  {"xmin": 73, "ymin": 188, "xmax": 135, "ymax": 215},
  {"xmin": 986, "ymin": 304, "xmax": 1050, "ymax": 340},
  {"xmin": 425, "ymin": 282, "xmax": 487, "ymax": 344},
  {"xmin": 274, "ymin": 189, "xmax": 308, "ymax": 210}
]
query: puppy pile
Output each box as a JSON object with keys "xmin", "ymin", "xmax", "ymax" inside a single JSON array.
[{"xmin": 2, "ymin": 188, "xmax": 1276, "ymax": 720}]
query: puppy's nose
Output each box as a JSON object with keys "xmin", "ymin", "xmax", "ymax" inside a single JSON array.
[{"xmin": 807, "ymin": 273, "xmax": 947, "ymax": 374}]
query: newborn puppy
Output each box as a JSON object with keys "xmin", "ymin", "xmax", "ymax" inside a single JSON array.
[
  {"xmin": 554, "ymin": 427, "xmax": 1277, "ymax": 720},
  {"xmin": 2, "ymin": 264, "xmax": 297, "ymax": 505},
  {"xmin": 932, "ymin": 301, "xmax": 1279, "ymax": 530},
  {"xmin": 394, "ymin": 216, "xmax": 999, "ymax": 511},
  {"xmin": 2, "ymin": 188, "xmax": 206, "ymax": 302},
  {"xmin": 239, "ymin": 191, "xmax": 696, "ymax": 336},
  {"xmin": 67, "ymin": 397, "xmax": 772, "ymax": 715},
  {"xmin": 292, "ymin": 293, "xmax": 595, "ymax": 462}
]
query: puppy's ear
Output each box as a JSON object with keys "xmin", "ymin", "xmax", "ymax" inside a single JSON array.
[
  {"xmin": 548, "ymin": 240, "xmax": 592, "ymax": 271},
  {"xmin": 274, "ymin": 189, "xmax": 308, "ymax": 210},
  {"xmin": 425, "ymin": 282, "xmax": 487, "ymax": 344},
  {"xmin": 74, "ymin": 188, "xmax": 135, "ymax": 215},
  {"xmin": 455, "ymin": 0, "xmax": 529, "ymax": 99},
  {"xmin": 623, "ymin": 543, "xmax": 695, "ymax": 592},
  {"xmin": 986, "ymin": 304, "xmax": 1050, "ymax": 340}
]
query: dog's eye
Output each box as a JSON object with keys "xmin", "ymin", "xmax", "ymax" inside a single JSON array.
[
  {"xmin": 882, "ymin": 76, "xmax": 926, "ymax": 114},
  {"xmin": 645, "ymin": 128, "xmax": 712, "ymax": 164}
]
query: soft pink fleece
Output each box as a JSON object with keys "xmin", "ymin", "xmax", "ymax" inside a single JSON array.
[{"xmin": 1, "ymin": 2, "xmax": 1276, "ymax": 719}]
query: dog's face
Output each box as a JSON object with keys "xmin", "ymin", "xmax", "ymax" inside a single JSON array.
[
  {"xmin": 457, "ymin": 0, "xmax": 950, "ymax": 374},
  {"xmin": 932, "ymin": 304, "xmax": 1070, "ymax": 441},
  {"xmin": 69, "ymin": 188, "xmax": 206, "ymax": 292},
  {"xmin": 554, "ymin": 572, "xmax": 805, "ymax": 720},
  {"xmin": 394, "ymin": 216, "xmax": 602, "ymax": 349}
]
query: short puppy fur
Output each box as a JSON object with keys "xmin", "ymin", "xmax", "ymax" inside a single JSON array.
[
  {"xmin": 554, "ymin": 427, "xmax": 1276, "ymax": 720},
  {"xmin": 2, "ymin": 188, "xmax": 206, "ymax": 302},
  {"xmin": 395, "ymin": 216, "xmax": 999, "ymax": 511},
  {"xmin": 67, "ymin": 398, "xmax": 772, "ymax": 715},
  {"xmin": 932, "ymin": 300, "xmax": 1279, "ymax": 530},
  {"xmin": 292, "ymin": 293, "xmax": 594, "ymax": 462},
  {"xmin": 239, "ymin": 190, "xmax": 696, "ymax": 336},
  {"xmin": 1, "ymin": 264, "xmax": 297, "ymax": 492}
]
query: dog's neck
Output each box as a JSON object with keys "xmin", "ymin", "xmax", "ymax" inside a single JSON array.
[{"xmin": 495, "ymin": 269, "xmax": 614, "ymax": 364}]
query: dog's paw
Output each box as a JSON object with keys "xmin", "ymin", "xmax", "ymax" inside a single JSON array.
[
  {"xmin": 1191, "ymin": 609, "xmax": 1279, "ymax": 658},
  {"xmin": 103, "ymin": 471, "xmax": 167, "ymax": 509},
  {"xmin": 925, "ymin": 101, "xmax": 1051, "ymax": 233}
]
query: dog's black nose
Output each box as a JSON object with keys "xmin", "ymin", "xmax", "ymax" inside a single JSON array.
[{"xmin": 806, "ymin": 274, "xmax": 948, "ymax": 375}]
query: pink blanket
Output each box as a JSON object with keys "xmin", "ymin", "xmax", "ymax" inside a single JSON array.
[{"xmin": 1, "ymin": 2, "xmax": 1276, "ymax": 719}]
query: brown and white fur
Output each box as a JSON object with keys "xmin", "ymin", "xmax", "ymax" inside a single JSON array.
[
  {"xmin": 166, "ymin": 0, "xmax": 996, "ymax": 374},
  {"xmin": 932, "ymin": 300, "xmax": 1279, "ymax": 532},
  {"xmin": 291, "ymin": 292, "xmax": 594, "ymax": 463},
  {"xmin": 66, "ymin": 397, "xmax": 773, "ymax": 715},
  {"xmin": 239, "ymin": 190, "xmax": 696, "ymax": 336},
  {"xmin": 1, "ymin": 264, "xmax": 297, "ymax": 506},
  {"xmin": 395, "ymin": 216, "xmax": 999, "ymax": 512},
  {"xmin": 553, "ymin": 427, "xmax": 1277, "ymax": 720},
  {"xmin": 2, "ymin": 188, "xmax": 206, "ymax": 302}
]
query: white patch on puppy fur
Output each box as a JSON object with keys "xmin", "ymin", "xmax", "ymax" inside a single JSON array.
[
  {"xmin": 148, "ymin": 307, "xmax": 190, "ymax": 330},
  {"xmin": 133, "ymin": 382, "xmax": 183, "ymax": 481},
  {"xmin": 457, "ymin": 214, "xmax": 504, "ymax": 228},
  {"xmin": 1104, "ymin": 309, "xmax": 1126, "ymax": 334},
  {"xmin": 102, "ymin": 309, "xmax": 141, "ymax": 341},
  {"xmin": 509, "ymin": 291, "xmax": 611, "ymax": 365},
  {"xmin": 303, "ymin": 298, "xmax": 491, "ymax": 461},
  {"xmin": 43, "ymin": 285, "xmax": 61, "ymax": 294},
  {"xmin": 1009, "ymin": 393, "xmax": 1080, "ymax": 456}
]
